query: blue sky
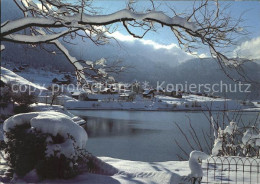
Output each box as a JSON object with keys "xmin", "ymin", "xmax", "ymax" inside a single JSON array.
[
  {"xmin": 92, "ymin": 1, "xmax": 260, "ymax": 42},
  {"xmin": 90, "ymin": 1, "xmax": 260, "ymax": 60},
  {"xmin": 2, "ymin": 0, "xmax": 260, "ymax": 61}
]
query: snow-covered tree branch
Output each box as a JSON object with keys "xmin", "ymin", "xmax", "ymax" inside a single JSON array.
[
  {"xmin": 0, "ymin": 0, "xmax": 250, "ymax": 83},
  {"xmin": 2, "ymin": 28, "xmax": 78, "ymax": 43}
]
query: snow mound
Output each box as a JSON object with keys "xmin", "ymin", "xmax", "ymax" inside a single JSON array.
[
  {"xmin": 30, "ymin": 103, "xmax": 86, "ymax": 125},
  {"xmin": 3, "ymin": 111, "xmax": 88, "ymax": 151}
]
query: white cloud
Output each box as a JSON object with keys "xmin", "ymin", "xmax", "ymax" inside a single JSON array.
[
  {"xmin": 109, "ymin": 31, "xmax": 208, "ymax": 62},
  {"xmin": 234, "ymin": 36, "xmax": 260, "ymax": 59},
  {"xmin": 187, "ymin": 52, "xmax": 208, "ymax": 58},
  {"xmin": 140, "ymin": 39, "xmax": 178, "ymax": 50},
  {"xmin": 111, "ymin": 31, "xmax": 178, "ymax": 50},
  {"xmin": 198, "ymin": 53, "xmax": 208, "ymax": 58},
  {"xmin": 76, "ymin": 31, "xmax": 208, "ymax": 66},
  {"xmin": 110, "ymin": 31, "xmax": 136, "ymax": 42}
]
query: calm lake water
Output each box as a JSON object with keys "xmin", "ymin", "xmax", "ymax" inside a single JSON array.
[{"xmin": 69, "ymin": 110, "xmax": 259, "ymax": 162}]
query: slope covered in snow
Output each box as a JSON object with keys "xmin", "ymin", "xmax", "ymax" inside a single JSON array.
[{"xmin": 1, "ymin": 67, "xmax": 47, "ymax": 93}]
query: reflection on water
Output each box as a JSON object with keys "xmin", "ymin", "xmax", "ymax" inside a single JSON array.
[
  {"xmin": 70, "ymin": 110, "xmax": 259, "ymax": 162},
  {"xmin": 82, "ymin": 117, "xmax": 159, "ymax": 137}
]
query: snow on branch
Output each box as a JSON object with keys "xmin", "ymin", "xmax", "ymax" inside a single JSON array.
[
  {"xmin": 1, "ymin": 0, "xmax": 250, "ymax": 83},
  {"xmin": 2, "ymin": 28, "xmax": 78, "ymax": 43},
  {"xmin": 79, "ymin": 9, "xmax": 197, "ymax": 31},
  {"xmin": 50, "ymin": 40, "xmax": 115, "ymax": 83},
  {"xmin": 50, "ymin": 40, "xmax": 86, "ymax": 83},
  {"xmin": 1, "ymin": 17, "xmax": 59, "ymax": 36},
  {"xmin": 1, "ymin": 9, "xmax": 197, "ymax": 36}
]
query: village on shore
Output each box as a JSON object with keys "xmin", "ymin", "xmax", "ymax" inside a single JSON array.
[{"xmin": 1, "ymin": 62, "xmax": 259, "ymax": 114}]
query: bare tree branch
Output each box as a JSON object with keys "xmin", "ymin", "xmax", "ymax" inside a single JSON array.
[{"xmin": 0, "ymin": 0, "xmax": 252, "ymax": 83}]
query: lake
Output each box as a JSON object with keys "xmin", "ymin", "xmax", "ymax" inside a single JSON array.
[{"xmin": 69, "ymin": 110, "xmax": 259, "ymax": 162}]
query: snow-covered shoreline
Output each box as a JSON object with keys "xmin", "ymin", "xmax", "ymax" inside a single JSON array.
[
  {"xmin": 66, "ymin": 107, "xmax": 260, "ymax": 112},
  {"xmin": 64, "ymin": 95, "xmax": 259, "ymax": 112}
]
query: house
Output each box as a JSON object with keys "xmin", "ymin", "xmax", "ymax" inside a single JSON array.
[
  {"xmin": 52, "ymin": 78, "xmax": 59, "ymax": 83},
  {"xmin": 52, "ymin": 77, "xmax": 70, "ymax": 85},
  {"xmin": 71, "ymin": 92, "xmax": 79, "ymax": 99},
  {"xmin": 143, "ymin": 89, "xmax": 155, "ymax": 98},
  {"xmin": 56, "ymin": 80, "xmax": 70, "ymax": 85},
  {"xmin": 164, "ymin": 90, "xmax": 182, "ymax": 98},
  {"xmin": 77, "ymin": 92, "xmax": 98, "ymax": 101},
  {"xmin": 100, "ymin": 87, "xmax": 117, "ymax": 94},
  {"xmin": 119, "ymin": 93, "xmax": 130, "ymax": 101},
  {"xmin": 119, "ymin": 92, "xmax": 135, "ymax": 101}
]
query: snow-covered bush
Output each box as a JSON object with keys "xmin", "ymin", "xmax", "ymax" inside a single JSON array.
[
  {"xmin": 12, "ymin": 90, "xmax": 36, "ymax": 107},
  {"xmin": 212, "ymin": 121, "xmax": 259, "ymax": 157},
  {"xmin": 0, "ymin": 85, "xmax": 13, "ymax": 107},
  {"xmin": 0, "ymin": 85, "xmax": 14, "ymax": 121},
  {"xmin": 3, "ymin": 112, "xmax": 88, "ymax": 179}
]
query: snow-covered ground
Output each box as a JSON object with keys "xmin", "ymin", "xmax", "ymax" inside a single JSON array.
[
  {"xmin": 1, "ymin": 63, "xmax": 70, "ymax": 88},
  {"xmin": 1, "ymin": 154, "xmax": 259, "ymax": 184},
  {"xmin": 18, "ymin": 69, "xmax": 62, "ymax": 88},
  {"xmin": 65, "ymin": 94, "xmax": 257, "ymax": 111},
  {"xmin": 1, "ymin": 67, "xmax": 77, "ymax": 105},
  {"xmin": 1, "ymin": 67, "xmax": 47, "ymax": 94}
]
